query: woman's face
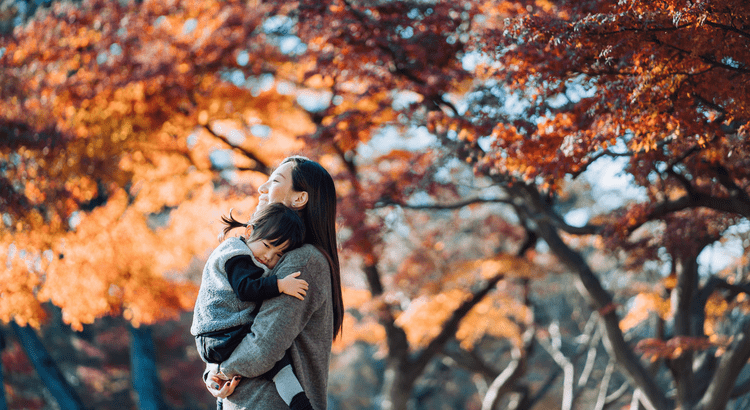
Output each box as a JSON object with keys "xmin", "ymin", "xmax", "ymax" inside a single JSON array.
[{"xmin": 257, "ymin": 162, "xmax": 302, "ymax": 211}]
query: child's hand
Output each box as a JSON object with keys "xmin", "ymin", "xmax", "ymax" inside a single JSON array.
[{"xmin": 278, "ymin": 272, "xmax": 308, "ymax": 300}]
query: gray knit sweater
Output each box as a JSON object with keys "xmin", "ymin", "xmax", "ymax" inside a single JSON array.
[
  {"xmin": 191, "ymin": 237, "xmax": 270, "ymax": 337},
  {"xmin": 204, "ymin": 244, "xmax": 333, "ymax": 410}
]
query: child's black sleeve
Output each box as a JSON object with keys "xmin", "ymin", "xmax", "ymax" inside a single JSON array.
[{"xmin": 225, "ymin": 255, "xmax": 281, "ymax": 302}]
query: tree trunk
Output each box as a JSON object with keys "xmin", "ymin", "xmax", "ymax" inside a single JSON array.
[
  {"xmin": 380, "ymin": 361, "xmax": 414, "ymax": 410},
  {"xmin": 671, "ymin": 256, "xmax": 699, "ymax": 408},
  {"xmin": 0, "ymin": 328, "xmax": 7, "ymax": 410},
  {"xmin": 129, "ymin": 324, "xmax": 166, "ymax": 410},
  {"xmin": 10, "ymin": 322, "xmax": 85, "ymax": 410},
  {"xmin": 530, "ymin": 216, "xmax": 670, "ymax": 410}
]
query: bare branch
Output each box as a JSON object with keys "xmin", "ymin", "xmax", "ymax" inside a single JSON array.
[
  {"xmin": 481, "ymin": 328, "xmax": 534, "ymax": 410},
  {"xmin": 374, "ymin": 196, "xmax": 512, "ymax": 210},
  {"xmin": 203, "ymin": 124, "xmax": 272, "ymax": 175},
  {"xmin": 647, "ymin": 190, "xmax": 750, "ymax": 221},
  {"xmin": 606, "ymin": 382, "xmax": 630, "ymax": 406},
  {"xmin": 579, "ymin": 325, "xmax": 603, "ymax": 387},
  {"xmin": 594, "ymin": 359, "xmax": 616, "ymax": 410},
  {"xmin": 630, "ymin": 389, "xmax": 658, "ymax": 410},
  {"xmin": 697, "ymin": 321, "xmax": 750, "ymax": 409},
  {"xmin": 538, "ymin": 327, "xmax": 575, "ymax": 410},
  {"xmin": 510, "ymin": 182, "xmax": 672, "ymax": 409}
]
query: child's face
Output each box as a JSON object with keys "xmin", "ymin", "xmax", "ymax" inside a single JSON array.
[{"xmin": 247, "ymin": 238, "xmax": 289, "ymax": 269}]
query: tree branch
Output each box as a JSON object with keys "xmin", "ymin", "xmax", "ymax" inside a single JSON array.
[
  {"xmin": 203, "ymin": 124, "xmax": 272, "ymax": 175},
  {"xmin": 442, "ymin": 341, "xmax": 504, "ymax": 379},
  {"xmin": 730, "ymin": 373, "xmax": 750, "ymax": 399},
  {"xmin": 508, "ymin": 182, "xmax": 672, "ymax": 410},
  {"xmin": 647, "ymin": 190, "xmax": 750, "ymax": 221},
  {"xmin": 703, "ymin": 20, "xmax": 750, "ymax": 42},
  {"xmin": 712, "ymin": 165, "xmax": 750, "ymax": 203},
  {"xmin": 538, "ymin": 327, "xmax": 576, "ymax": 410},
  {"xmin": 593, "ymin": 359, "xmax": 616, "ymax": 410},
  {"xmin": 374, "ymin": 196, "xmax": 512, "ymax": 210},
  {"xmin": 413, "ymin": 272, "xmax": 505, "ymax": 371},
  {"xmin": 697, "ymin": 321, "xmax": 750, "ymax": 410},
  {"xmin": 481, "ymin": 328, "xmax": 534, "ymax": 410}
]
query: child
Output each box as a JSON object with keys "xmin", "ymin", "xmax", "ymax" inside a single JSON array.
[{"xmin": 191, "ymin": 203, "xmax": 314, "ymax": 410}]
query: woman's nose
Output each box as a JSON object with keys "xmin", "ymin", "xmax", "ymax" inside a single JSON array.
[{"xmin": 258, "ymin": 181, "xmax": 268, "ymax": 194}]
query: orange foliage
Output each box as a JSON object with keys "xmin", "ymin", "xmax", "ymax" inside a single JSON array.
[
  {"xmin": 0, "ymin": 0, "xmax": 315, "ymax": 328},
  {"xmin": 620, "ymin": 292, "xmax": 671, "ymax": 332},
  {"xmin": 474, "ymin": 254, "xmax": 538, "ymax": 280},
  {"xmin": 395, "ymin": 289, "xmax": 469, "ymax": 349},
  {"xmin": 332, "ymin": 312, "xmax": 386, "ymax": 355},
  {"xmin": 636, "ymin": 336, "xmax": 716, "ymax": 362},
  {"xmin": 394, "ymin": 287, "xmax": 529, "ymax": 351},
  {"xmin": 2, "ymin": 5, "xmax": 748, "ymax": 408},
  {"xmin": 456, "ymin": 292, "xmax": 529, "ymax": 349}
]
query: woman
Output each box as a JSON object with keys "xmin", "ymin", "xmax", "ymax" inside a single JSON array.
[{"xmin": 204, "ymin": 156, "xmax": 344, "ymax": 410}]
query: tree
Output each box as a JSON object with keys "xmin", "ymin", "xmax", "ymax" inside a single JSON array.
[
  {"xmin": 0, "ymin": 328, "xmax": 6, "ymax": 410},
  {"xmin": 464, "ymin": 2, "xmax": 750, "ymax": 409},
  {"xmin": 3, "ymin": 0, "xmax": 750, "ymax": 409},
  {"xmin": 2, "ymin": 1, "xmax": 542, "ymax": 407},
  {"xmin": 1, "ymin": 0, "xmax": 312, "ymax": 406},
  {"xmin": 10, "ymin": 322, "xmax": 85, "ymax": 410},
  {"xmin": 286, "ymin": 0, "xmax": 750, "ymax": 408}
]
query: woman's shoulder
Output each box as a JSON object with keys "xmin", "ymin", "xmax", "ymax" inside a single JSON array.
[
  {"xmin": 278, "ymin": 244, "xmax": 329, "ymax": 271},
  {"xmin": 287, "ymin": 244, "xmax": 326, "ymax": 261}
]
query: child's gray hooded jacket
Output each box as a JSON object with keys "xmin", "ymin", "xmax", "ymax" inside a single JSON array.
[{"xmin": 191, "ymin": 237, "xmax": 270, "ymax": 336}]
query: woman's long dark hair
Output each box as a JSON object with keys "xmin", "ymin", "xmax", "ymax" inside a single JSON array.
[{"xmin": 282, "ymin": 156, "xmax": 344, "ymax": 339}]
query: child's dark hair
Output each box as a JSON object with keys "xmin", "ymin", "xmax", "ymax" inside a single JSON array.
[{"xmin": 221, "ymin": 203, "xmax": 305, "ymax": 251}]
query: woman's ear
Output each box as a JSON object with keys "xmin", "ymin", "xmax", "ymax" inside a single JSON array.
[
  {"xmin": 291, "ymin": 191, "xmax": 308, "ymax": 209},
  {"xmin": 244, "ymin": 225, "xmax": 253, "ymax": 238}
]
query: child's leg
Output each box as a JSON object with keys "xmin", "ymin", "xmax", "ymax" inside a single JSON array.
[{"xmin": 270, "ymin": 351, "xmax": 313, "ymax": 410}]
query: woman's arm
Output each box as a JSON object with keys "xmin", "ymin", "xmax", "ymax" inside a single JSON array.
[
  {"xmin": 203, "ymin": 363, "xmax": 241, "ymax": 398},
  {"xmin": 216, "ymin": 245, "xmax": 328, "ymax": 378}
]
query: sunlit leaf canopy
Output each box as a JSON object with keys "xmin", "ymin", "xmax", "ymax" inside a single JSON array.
[{"xmin": 0, "ymin": 0, "xmax": 316, "ymax": 329}]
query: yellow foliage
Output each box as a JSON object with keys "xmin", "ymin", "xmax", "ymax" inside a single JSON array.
[
  {"xmin": 333, "ymin": 312, "xmax": 386, "ymax": 354},
  {"xmin": 704, "ymin": 293, "xmax": 730, "ymax": 337},
  {"xmin": 620, "ymin": 292, "xmax": 671, "ymax": 331},
  {"xmin": 391, "ymin": 286, "xmax": 529, "ymax": 351},
  {"xmin": 477, "ymin": 254, "xmax": 536, "ymax": 279},
  {"xmin": 305, "ymin": 74, "xmax": 334, "ymax": 88},
  {"xmin": 0, "ymin": 241, "xmax": 48, "ymax": 328},
  {"xmin": 342, "ymin": 287, "xmax": 372, "ymax": 309},
  {"xmin": 34, "ymin": 188, "xmax": 203, "ymax": 328},
  {"xmin": 457, "ymin": 293, "xmax": 529, "ymax": 349},
  {"xmin": 395, "ymin": 289, "xmax": 468, "ymax": 348}
]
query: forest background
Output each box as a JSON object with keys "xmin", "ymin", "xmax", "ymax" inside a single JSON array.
[{"xmin": 1, "ymin": 0, "xmax": 749, "ymax": 409}]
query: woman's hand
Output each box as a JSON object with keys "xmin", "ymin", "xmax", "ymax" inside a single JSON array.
[{"xmin": 205, "ymin": 368, "xmax": 241, "ymax": 398}]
